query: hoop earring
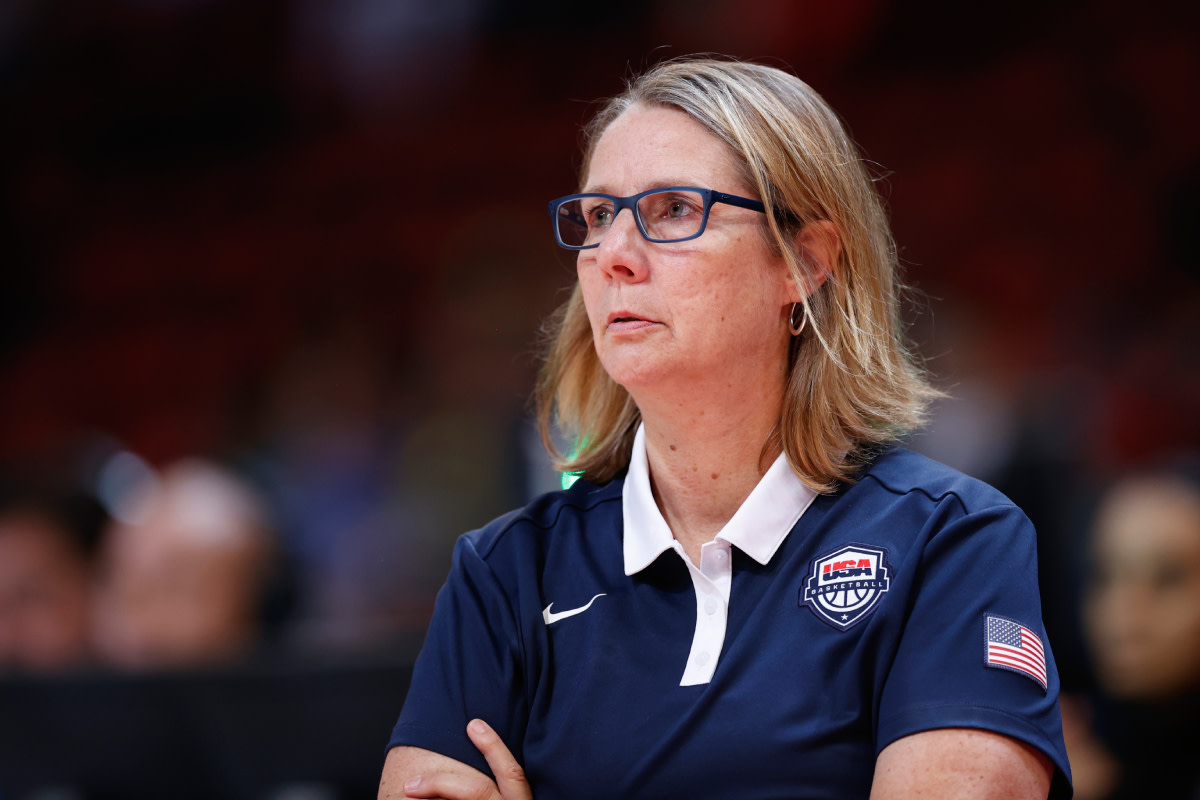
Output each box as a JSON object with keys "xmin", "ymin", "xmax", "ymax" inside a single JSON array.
[{"xmin": 789, "ymin": 303, "xmax": 807, "ymax": 336}]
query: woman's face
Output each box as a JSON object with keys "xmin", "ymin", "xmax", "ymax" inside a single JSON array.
[
  {"xmin": 1084, "ymin": 477, "xmax": 1200, "ymax": 700},
  {"xmin": 577, "ymin": 104, "xmax": 799, "ymax": 402}
]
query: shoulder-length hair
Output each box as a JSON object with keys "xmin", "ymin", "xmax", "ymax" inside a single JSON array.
[{"xmin": 535, "ymin": 57, "xmax": 940, "ymax": 493}]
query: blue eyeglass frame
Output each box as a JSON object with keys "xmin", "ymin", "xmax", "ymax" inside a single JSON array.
[{"xmin": 547, "ymin": 185, "xmax": 767, "ymax": 250}]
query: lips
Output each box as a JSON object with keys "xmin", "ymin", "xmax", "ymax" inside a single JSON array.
[
  {"xmin": 606, "ymin": 311, "xmax": 658, "ymax": 333},
  {"xmin": 607, "ymin": 310, "xmax": 651, "ymax": 324}
]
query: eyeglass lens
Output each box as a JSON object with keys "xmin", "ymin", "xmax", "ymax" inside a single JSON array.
[{"xmin": 555, "ymin": 189, "xmax": 707, "ymax": 247}]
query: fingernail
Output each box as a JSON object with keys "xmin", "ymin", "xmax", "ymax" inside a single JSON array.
[
  {"xmin": 403, "ymin": 776, "xmax": 421, "ymax": 793},
  {"xmin": 468, "ymin": 719, "xmax": 487, "ymax": 735}
]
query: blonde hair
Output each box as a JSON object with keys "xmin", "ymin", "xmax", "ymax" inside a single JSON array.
[{"xmin": 536, "ymin": 57, "xmax": 940, "ymax": 493}]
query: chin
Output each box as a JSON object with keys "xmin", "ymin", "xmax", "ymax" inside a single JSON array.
[{"xmin": 597, "ymin": 352, "xmax": 665, "ymax": 391}]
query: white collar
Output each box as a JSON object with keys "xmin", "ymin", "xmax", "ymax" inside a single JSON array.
[{"xmin": 622, "ymin": 423, "xmax": 818, "ymax": 576}]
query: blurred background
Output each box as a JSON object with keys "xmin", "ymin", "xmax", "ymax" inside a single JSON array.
[{"xmin": 0, "ymin": 0, "xmax": 1198, "ymax": 798}]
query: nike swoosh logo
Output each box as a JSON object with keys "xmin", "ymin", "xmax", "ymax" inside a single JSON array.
[{"xmin": 542, "ymin": 593, "xmax": 607, "ymax": 625}]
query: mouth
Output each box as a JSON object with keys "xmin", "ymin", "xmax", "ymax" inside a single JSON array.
[
  {"xmin": 604, "ymin": 311, "xmax": 662, "ymax": 335},
  {"xmin": 606, "ymin": 311, "xmax": 658, "ymax": 333},
  {"xmin": 607, "ymin": 311, "xmax": 651, "ymax": 325}
]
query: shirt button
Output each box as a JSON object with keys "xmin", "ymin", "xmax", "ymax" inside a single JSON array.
[
  {"xmin": 714, "ymin": 550, "xmax": 727, "ymax": 561},
  {"xmin": 704, "ymin": 598, "xmax": 719, "ymax": 615}
]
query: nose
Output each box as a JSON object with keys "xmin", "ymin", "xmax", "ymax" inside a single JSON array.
[
  {"xmin": 586, "ymin": 207, "xmax": 649, "ymax": 283},
  {"xmin": 1090, "ymin": 576, "xmax": 1153, "ymax": 645}
]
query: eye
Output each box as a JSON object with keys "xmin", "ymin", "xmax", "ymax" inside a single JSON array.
[
  {"xmin": 582, "ymin": 200, "xmax": 614, "ymax": 228},
  {"xmin": 642, "ymin": 191, "xmax": 702, "ymax": 222},
  {"xmin": 667, "ymin": 198, "xmax": 694, "ymax": 218},
  {"xmin": 1148, "ymin": 562, "xmax": 1191, "ymax": 593}
]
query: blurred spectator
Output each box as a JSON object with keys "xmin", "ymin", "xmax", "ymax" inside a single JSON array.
[
  {"xmin": 0, "ymin": 483, "xmax": 107, "ymax": 672},
  {"xmin": 249, "ymin": 317, "xmax": 445, "ymax": 650},
  {"xmin": 1064, "ymin": 457, "xmax": 1200, "ymax": 800},
  {"xmin": 92, "ymin": 458, "xmax": 279, "ymax": 670}
]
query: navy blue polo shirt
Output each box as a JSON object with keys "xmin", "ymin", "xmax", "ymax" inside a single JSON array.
[{"xmin": 389, "ymin": 429, "xmax": 1072, "ymax": 798}]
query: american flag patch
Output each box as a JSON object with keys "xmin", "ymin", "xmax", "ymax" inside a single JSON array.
[{"xmin": 985, "ymin": 615, "xmax": 1047, "ymax": 690}]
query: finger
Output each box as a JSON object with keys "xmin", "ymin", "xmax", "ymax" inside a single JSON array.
[
  {"xmin": 403, "ymin": 771, "xmax": 495, "ymax": 800},
  {"xmin": 466, "ymin": 719, "xmax": 532, "ymax": 800}
]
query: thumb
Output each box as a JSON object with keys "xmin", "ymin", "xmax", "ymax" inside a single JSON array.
[{"xmin": 467, "ymin": 719, "xmax": 532, "ymax": 800}]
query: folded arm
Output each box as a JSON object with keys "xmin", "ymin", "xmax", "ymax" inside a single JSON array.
[
  {"xmin": 378, "ymin": 720, "xmax": 532, "ymax": 800},
  {"xmin": 871, "ymin": 728, "xmax": 1053, "ymax": 800}
]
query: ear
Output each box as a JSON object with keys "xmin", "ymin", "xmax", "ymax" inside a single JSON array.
[{"xmin": 785, "ymin": 220, "xmax": 841, "ymax": 303}]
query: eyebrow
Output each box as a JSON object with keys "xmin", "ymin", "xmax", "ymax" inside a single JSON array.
[{"xmin": 580, "ymin": 179, "xmax": 705, "ymax": 196}]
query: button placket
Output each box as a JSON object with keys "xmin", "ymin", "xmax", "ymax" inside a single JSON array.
[{"xmin": 678, "ymin": 539, "xmax": 736, "ymax": 686}]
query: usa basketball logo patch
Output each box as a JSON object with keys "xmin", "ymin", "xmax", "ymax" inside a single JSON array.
[{"xmin": 801, "ymin": 543, "xmax": 891, "ymax": 630}]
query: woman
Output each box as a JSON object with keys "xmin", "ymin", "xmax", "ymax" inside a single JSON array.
[
  {"xmin": 1063, "ymin": 458, "xmax": 1200, "ymax": 799},
  {"xmin": 380, "ymin": 57, "xmax": 1071, "ymax": 799}
]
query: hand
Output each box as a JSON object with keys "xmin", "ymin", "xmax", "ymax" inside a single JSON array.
[{"xmin": 403, "ymin": 719, "xmax": 532, "ymax": 800}]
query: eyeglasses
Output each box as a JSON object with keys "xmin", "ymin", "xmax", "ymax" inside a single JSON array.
[{"xmin": 547, "ymin": 186, "xmax": 766, "ymax": 250}]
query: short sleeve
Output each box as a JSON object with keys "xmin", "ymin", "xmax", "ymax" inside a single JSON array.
[
  {"xmin": 875, "ymin": 502, "xmax": 1073, "ymax": 795},
  {"xmin": 387, "ymin": 532, "xmax": 528, "ymax": 778}
]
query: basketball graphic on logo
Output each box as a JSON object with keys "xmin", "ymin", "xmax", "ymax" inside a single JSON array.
[{"xmin": 824, "ymin": 586, "xmax": 872, "ymax": 610}]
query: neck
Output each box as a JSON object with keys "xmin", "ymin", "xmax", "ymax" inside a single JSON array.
[{"xmin": 634, "ymin": 377, "xmax": 785, "ymax": 563}]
